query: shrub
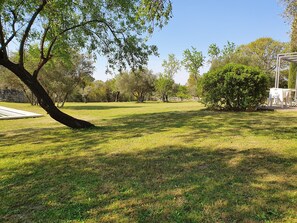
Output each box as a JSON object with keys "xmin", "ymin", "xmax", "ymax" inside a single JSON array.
[{"xmin": 201, "ymin": 64, "xmax": 269, "ymax": 111}]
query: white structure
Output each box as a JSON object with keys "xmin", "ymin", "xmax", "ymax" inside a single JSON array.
[
  {"xmin": 269, "ymin": 53, "xmax": 297, "ymax": 107},
  {"xmin": 268, "ymin": 88, "xmax": 292, "ymax": 108},
  {"xmin": 0, "ymin": 106, "xmax": 43, "ymax": 120}
]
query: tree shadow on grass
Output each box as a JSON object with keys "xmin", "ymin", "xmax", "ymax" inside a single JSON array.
[
  {"xmin": 1, "ymin": 109, "xmax": 297, "ymax": 157},
  {"xmin": 0, "ymin": 146, "xmax": 296, "ymax": 222},
  {"xmin": 106, "ymin": 109, "xmax": 297, "ymax": 141},
  {"xmin": 63, "ymin": 105, "xmax": 143, "ymax": 111}
]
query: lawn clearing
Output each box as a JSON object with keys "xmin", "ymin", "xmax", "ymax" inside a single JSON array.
[{"xmin": 0, "ymin": 101, "xmax": 296, "ymax": 222}]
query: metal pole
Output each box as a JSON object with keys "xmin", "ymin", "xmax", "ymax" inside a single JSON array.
[
  {"xmin": 275, "ymin": 55, "xmax": 279, "ymax": 88},
  {"xmin": 295, "ymin": 70, "xmax": 297, "ymax": 101},
  {"xmin": 277, "ymin": 56, "xmax": 280, "ymax": 88},
  {"xmin": 277, "ymin": 55, "xmax": 281, "ymax": 88}
]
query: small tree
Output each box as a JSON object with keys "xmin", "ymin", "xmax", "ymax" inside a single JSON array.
[
  {"xmin": 105, "ymin": 79, "xmax": 120, "ymax": 102},
  {"xmin": 116, "ymin": 69, "xmax": 156, "ymax": 102},
  {"xmin": 155, "ymin": 74, "xmax": 174, "ymax": 102},
  {"xmin": 176, "ymin": 84, "xmax": 190, "ymax": 101},
  {"xmin": 202, "ymin": 64, "xmax": 269, "ymax": 111},
  {"xmin": 182, "ymin": 47, "xmax": 204, "ymax": 98}
]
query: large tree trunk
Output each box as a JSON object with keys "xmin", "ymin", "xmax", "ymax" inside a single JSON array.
[{"xmin": 1, "ymin": 60, "xmax": 94, "ymax": 129}]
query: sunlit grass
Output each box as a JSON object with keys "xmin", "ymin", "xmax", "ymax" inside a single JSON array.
[{"xmin": 0, "ymin": 101, "xmax": 296, "ymax": 222}]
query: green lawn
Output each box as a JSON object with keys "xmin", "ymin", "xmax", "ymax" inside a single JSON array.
[{"xmin": 0, "ymin": 101, "xmax": 296, "ymax": 223}]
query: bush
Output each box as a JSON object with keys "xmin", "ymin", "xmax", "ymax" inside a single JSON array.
[{"xmin": 202, "ymin": 64, "xmax": 269, "ymax": 111}]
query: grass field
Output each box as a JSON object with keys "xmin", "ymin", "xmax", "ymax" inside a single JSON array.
[{"xmin": 0, "ymin": 101, "xmax": 296, "ymax": 223}]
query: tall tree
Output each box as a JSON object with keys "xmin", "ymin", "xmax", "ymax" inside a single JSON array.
[
  {"xmin": 222, "ymin": 41, "xmax": 236, "ymax": 58},
  {"xmin": 182, "ymin": 47, "xmax": 204, "ymax": 97},
  {"xmin": 208, "ymin": 43, "xmax": 220, "ymax": 62},
  {"xmin": 0, "ymin": 0, "xmax": 172, "ymax": 128},
  {"xmin": 187, "ymin": 73, "xmax": 201, "ymax": 97},
  {"xmin": 209, "ymin": 39, "xmax": 288, "ymax": 86},
  {"xmin": 155, "ymin": 54, "xmax": 180, "ymax": 102},
  {"xmin": 162, "ymin": 54, "xmax": 181, "ymax": 78},
  {"xmin": 239, "ymin": 38, "xmax": 288, "ymax": 76},
  {"xmin": 280, "ymin": 0, "xmax": 297, "ymax": 21},
  {"xmin": 182, "ymin": 47, "xmax": 204, "ymax": 79}
]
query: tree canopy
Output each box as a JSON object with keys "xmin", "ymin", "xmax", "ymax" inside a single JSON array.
[
  {"xmin": 116, "ymin": 69, "xmax": 156, "ymax": 103},
  {"xmin": 280, "ymin": 0, "xmax": 297, "ymax": 22},
  {"xmin": 0, "ymin": 0, "xmax": 172, "ymax": 71},
  {"xmin": 209, "ymin": 38, "xmax": 288, "ymax": 86},
  {"xmin": 162, "ymin": 54, "xmax": 180, "ymax": 78},
  {"xmin": 0, "ymin": 0, "xmax": 172, "ymax": 128},
  {"xmin": 182, "ymin": 47, "xmax": 204, "ymax": 77}
]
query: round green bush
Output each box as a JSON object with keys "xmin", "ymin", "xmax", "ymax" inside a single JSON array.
[{"xmin": 202, "ymin": 64, "xmax": 269, "ymax": 111}]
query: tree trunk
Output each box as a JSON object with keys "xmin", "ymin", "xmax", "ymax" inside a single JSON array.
[
  {"xmin": 57, "ymin": 92, "xmax": 69, "ymax": 108},
  {"xmin": 137, "ymin": 94, "xmax": 144, "ymax": 103},
  {"xmin": 162, "ymin": 94, "xmax": 166, "ymax": 102},
  {"xmin": 1, "ymin": 60, "xmax": 94, "ymax": 129},
  {"xmin": 115, "ymin": 91, "xmax": 120, "ymax": 102}
]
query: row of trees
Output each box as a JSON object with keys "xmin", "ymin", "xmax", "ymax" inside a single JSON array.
[
  {"xmin": 159, "ymin": 37, "xmax": 289, "ymax": 102},
  {"xmin": 79, "ymin": 70, "xmax": 192, "ymax": 103},
  {"xmin": 0, "ymin": 52, "xmax": 197, "ymax": 104},
  {"xmin": 0, "ymin": 37, "xmax": 290, "ymax": 106}
]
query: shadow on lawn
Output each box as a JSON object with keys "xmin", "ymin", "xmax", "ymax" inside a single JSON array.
[
  {"xmin": 0, "ymin": 146, "xmax": 296, "ymax": 222},
  {"xmin": 1, "ymin": 109, "xmax": 297, "ymax": 222},
  {"xmin": 63, "ymin": 105, "xmax": 143, "ymax": 110},
  {"xmin": 104, "ymin": 109, "xmax": 297, "ymax": 141},
  {"xmin": 1, "ymin": 109, "xmax": 297, "ymax": 155}
]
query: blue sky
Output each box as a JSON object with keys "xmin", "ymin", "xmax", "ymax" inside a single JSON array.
[{"xmin": 94, "ymin": 0, "xmax": 290, "ymax": 84}]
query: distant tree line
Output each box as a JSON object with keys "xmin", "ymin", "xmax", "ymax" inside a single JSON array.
[
  {"xmin": 0, "ymin": 51, "xmax": 196, "ymax": 105},
  {"xmin": 0, "ymin": 37, "xmax": 289, "ymax": 107}
]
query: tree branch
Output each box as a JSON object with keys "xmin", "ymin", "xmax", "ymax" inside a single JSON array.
[
  {"xmin": 19, "ymin": 0, "xmax": 47, "ymax": 66},
  {"xmin": 1, "ymin": 8, "xmax": 24, "ymax": 51},
  {"xmin": 3, "ymin": 9, "xmax": 18, "ymax": 47},
  {"xmin": 34, "ymin": 18, "xmax": 123, "ymax": 78},
  {"xmin": 0, "ymin": 16, "xmax": 8, "ymax": 59},
  {"xmin": 32, "ymin": 26, "xmax": 50, "ymax": 79},
  {"xmin": 33, "ymin": 58, "xmax": 49, "ymax": 79},
  {"xmin": 40, "ymin": 26, "xmax": 49, "ymax": 59},
  {"xmin": 45, "ymin": 19, "xmax": 120, "ymax": 59}
]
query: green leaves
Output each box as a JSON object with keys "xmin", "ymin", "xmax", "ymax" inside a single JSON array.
[
  {"xmin": 1, "ymin": 0, "xmax": 172, "ymax": 72},
  {"xmin": 162, "ymin": 54, "xmax": 181, "ymax": 78},
  {"xmin": 182, "ymin": 47, "xmax": 204, "ymax": 77},
  {"xmin": 202, "ymin": 64, "xmax": 269, "ymax": 111}
]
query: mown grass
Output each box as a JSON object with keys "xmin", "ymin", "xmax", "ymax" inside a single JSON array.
[{"xmin": 0, "ymin": 101, "xmax": 296, "ymax": 223}]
